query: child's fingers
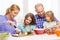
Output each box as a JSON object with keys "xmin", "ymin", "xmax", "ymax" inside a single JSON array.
[{"xmin": 44, "ymin": 28, "xmax": 50, "ymax": 33}]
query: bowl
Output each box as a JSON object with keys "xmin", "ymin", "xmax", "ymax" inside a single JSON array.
[
  {"xmin": 34, "ymin": 29, "xmax": 44, "ymax": 34},
  {"xmin": 55, "ymin": 29, "xmax": 60, "ymax": 36}
]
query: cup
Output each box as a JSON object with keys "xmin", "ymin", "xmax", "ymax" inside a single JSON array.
[{"xmin": 55, "ymin": 29, "xmax": 60, "ymax": 36}]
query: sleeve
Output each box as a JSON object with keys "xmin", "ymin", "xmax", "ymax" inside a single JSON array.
[
  {"xmin": 13, "ymin": 19, "xmax": 17, "ymax": 25},
  {"xmin": 54, "ymin": 17, "xmax": 59, "ymax": 22},
  {"xmin": 18, "ymin": 24, "xmax": 26, "ymax": 33},
  {"xmin": 43, "ymin": 22, "xmax": 46, "ymax": 29},
  {"xmin": 31, "ymin": 25, "xmax": 36, "ymax": 30},
  {"xmin": 0, "ymin": 15, "xmax": 7, "ymax": 24},
  {"xmin": 18, "ymin": 24, "xmax": 23, "ymax": 29},
  {"xmin": 43, "ymin": 22, "xmax": 46, "ymax": 27}
]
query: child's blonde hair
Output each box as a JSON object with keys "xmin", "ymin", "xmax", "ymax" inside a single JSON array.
[{"xmin": 45, "ymin": 11, "xmax": 54, "ymax": 22}]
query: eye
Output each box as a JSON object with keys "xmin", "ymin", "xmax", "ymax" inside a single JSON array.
[{"xmin": 14, "ymin": 12, "xmax": 18, "ymax": 14}]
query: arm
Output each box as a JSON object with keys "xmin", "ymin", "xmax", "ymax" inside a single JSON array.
[
  {"xmin": 44, "ymin": 27, "xmax": 50, "ymax": 33},
  {"xmin": 54, "ymin": 22, "xmax": 60, "ymax": 29},
  {"xmin": 15, "ymin": 28, "xmax": 21, "ymax": 33},
  {"xmin": 43, "ymin": 22, "xmax": 50, "ymax": 33},
  {"xmin": 18, "ymin": 24, "xmax": 27, "ymax": 33},
  {"xmin": 54, "ymin": 17, "xmax": 59, "ymax": 22},
  {"xmin": 30, "ymin": 25, "xmax": 36, "ymax": 34},
  {"xmin": 0, "ymin": 16, "xmax": 7, "ymax": 24},
  {"xmin": 51, "ymin": 22, "xmax": 58, "ymax": 31},
  {"xmin": 0, "ymin": 16, "xmax": 16, "ymax": 27}
]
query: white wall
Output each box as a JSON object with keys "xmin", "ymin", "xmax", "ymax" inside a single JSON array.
[
  {"xmin": 28, "ymin": 0, "xmax": 52, "ymax": 15},
  {"xmin": 0, "ymin": 0, "xmax": 23, "ymax": 25},
  {"xmin": 28, "ymin": 0, "xmax": 60, "ymax": 21},
  {"xmin": 0, "ymin": 0, "xmax": 60, "ymax": 25},
  {"xmin": 52, "ymin": 0, "xmax": 60, "ymax": 21}
]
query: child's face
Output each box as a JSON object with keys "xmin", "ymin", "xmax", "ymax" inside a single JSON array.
[
  {"xmin": 45, "ymin": 15, "xmax": 51, "ymax": 22},
  {"xmin": 24, "ymin": 17, "xmax": 32, "ymax": 25}
]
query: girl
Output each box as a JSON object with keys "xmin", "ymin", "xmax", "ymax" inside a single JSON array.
[
  {"xmin": 43, "ymin": 11, "xmax": 59, "ymax": 34},
  {"xmin": 18, "ymin": 13, "xmax": 36, "ymax": 36}
]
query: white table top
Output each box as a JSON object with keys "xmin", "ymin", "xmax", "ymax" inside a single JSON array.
[{"xmin": 6, "ymin": 34, "xmax": 60, "ymax": 40}]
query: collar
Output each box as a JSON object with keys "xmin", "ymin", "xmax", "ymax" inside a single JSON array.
[{"xmin": 36, "ymin": 14, "xmax": 45, "ymax": 19}]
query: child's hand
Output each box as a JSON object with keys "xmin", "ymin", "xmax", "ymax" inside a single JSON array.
[
  {"xmin": 44, "ymin": 28, "xmax": 50, "ymax": 33},
  {"xmin": 51, "ymin": 27, "xmax": 57, "ymax": 31},
  {"xmin": 18, "ymin": 32, "xmax": 25, "ymax": 37},
  {"xmin": 15, "ymin": 28, "xmax": 21, "ymax": 33}
]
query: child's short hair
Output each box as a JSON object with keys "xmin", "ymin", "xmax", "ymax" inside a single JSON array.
[
  {"xmin": 24, "ymin": 13, "xmax": 36, "ymax": 25},
  {"xmin": 45, "ymin": 11, "xmax": 54, "ymax": 22}
]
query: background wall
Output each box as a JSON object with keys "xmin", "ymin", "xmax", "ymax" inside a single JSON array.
[
  {"xmin": 0, "ymin": 0, "xmax": 60, "ymax": 25},
  {"xmin": 0, "ymin": 0, "xmax": 23, "ymax": 25},
  {"xmin": 28, "ymin": 0, "xmax": 60, "ymax": 21}
]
